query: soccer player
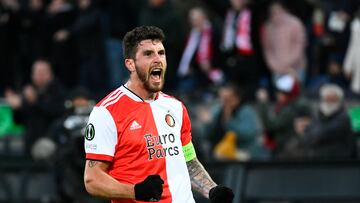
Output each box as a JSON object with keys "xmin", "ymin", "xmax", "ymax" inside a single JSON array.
[{"xmin": 83, "ymin": 26, "xmax": 234, "ymax": 203}]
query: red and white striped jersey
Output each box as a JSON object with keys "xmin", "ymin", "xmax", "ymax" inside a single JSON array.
[{"xmin": 84, "ymin": 84, "xmax": 195, "ymax": 203}]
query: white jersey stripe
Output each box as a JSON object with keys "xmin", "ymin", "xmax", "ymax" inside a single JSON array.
[
  {"xmin": 101, "ymin": 90, "xmax": 123, "ymax": 107},
  {"xmin": 150, "ymin": 100, "xmax": 195, "ymax": 203},
  {"xmin": 103, "ymin": 92, "xmax": 124, "ymax": 108},
  {"xmin": 100, "ymin": 88, "xmax": 121, "ymax": 106}
]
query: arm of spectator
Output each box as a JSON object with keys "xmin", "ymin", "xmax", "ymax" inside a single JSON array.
[
  {"xmin": 343, "ymin": 22, "xmax": 356, "ymax": 79},
  {"xmin": 23, "ymin": 85, "xmax": 37, "ymax": 104},
  {"xmin": 262, "ymin": 28, "xmax": 281, "ymax": 72},
  {"xmin": 84, "ymin": 160, "xmax": 136, "ymax": 199},
  {"xmin": 5, "ymin": 89, "xmax": 22, "ymax": 110},
  {"xmin": 25, "ymin": 84, "xmax": 66, "ymax": 117},
  {"xmin": 283, "ymin": 22, "xmax": 306, "ymax": 70}
]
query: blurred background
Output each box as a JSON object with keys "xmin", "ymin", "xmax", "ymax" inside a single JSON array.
[{"xmin": 0, "ymin": 0, "xmax": 360, "ymax": 202}]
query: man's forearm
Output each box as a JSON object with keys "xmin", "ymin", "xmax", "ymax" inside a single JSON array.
[
  {"xmin": 186, "ymin": 158, "xmax": 217, "ymax": 197},
  {"xmin": 84, "ymin": 160, "xmax": 135, "ymax": 200}
]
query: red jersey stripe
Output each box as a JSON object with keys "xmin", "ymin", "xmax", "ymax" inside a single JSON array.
[{"xmin": 86, "ymin": 153, "xmax": 113, "ymax": 162}]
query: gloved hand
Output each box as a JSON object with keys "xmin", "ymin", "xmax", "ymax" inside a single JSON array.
[
  {"xmin": 209, "ymin": 185, "xmax": 234, "ymax": 203},
  {"xmin": 135, "ymin": 175, "xmax": 164, "ymax": 202}
]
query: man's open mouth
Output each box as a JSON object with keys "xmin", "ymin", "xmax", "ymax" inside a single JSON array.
[{"xmin": 150, "ymin": 68, "xmax": 162, "ymax": 81}]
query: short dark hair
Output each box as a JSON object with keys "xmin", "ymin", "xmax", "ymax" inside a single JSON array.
[
  {"xmin": 123, "ymin": 26, "xmax": 165, "ymax": 59},
  {"xmin": 220, "ymin": 82, "xmax": 243, "ymax": 99}
]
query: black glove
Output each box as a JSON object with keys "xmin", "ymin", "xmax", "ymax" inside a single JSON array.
[
  {"xmin": 135, "ymin": 175, "xmax": 164, "ymax": 202},
  {"xmin": 209, "ymin": 185, "xmax": 234, "ymax": 203}
]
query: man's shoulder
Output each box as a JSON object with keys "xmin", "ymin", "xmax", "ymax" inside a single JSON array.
[
  {"xmin": 158, "ymin": 92, "xmax": 189, "ymax": 111},
  {"xmin": 96, "ymin": 87, "xmax": 126, "ymax": 108},
  {"xmin": 159, "ymin": 92, "xmax": 181, "ymax": 102}
]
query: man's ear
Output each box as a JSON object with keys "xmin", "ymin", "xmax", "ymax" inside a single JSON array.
[{"xmin": 125, "ymin": 59, "xmax": 135, "ymax": 72}]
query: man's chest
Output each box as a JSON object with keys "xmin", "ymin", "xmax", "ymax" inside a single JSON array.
[{"xmin": 113, "ymin": 102, "xmax": 184, "ymax": 160}]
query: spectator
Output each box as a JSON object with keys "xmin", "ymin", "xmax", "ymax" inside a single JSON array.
[
  {"xmin": 54, "ymin": 0, "xmax": 108, "ymax": 97},
  {"xmin": 202, "ymin": 83, "xmax": 268, "ymax": 161},
  {"xmin": 0, "ymin": 0, "xmax": 20, "ymax": 94},
  {"xmin": 177, "ymin": 6, "xmax": 223, "ymax": 93},
  {"xmin": 262, "ymin": 0, "xmax": 307, "ymax": 84},
  {"xmin": 343, "ymin": 8, "xmax": 360, "ymax": 96},
  {"xmin": 45, "ymin": 0, "xmax": 78, "ymax": 89},
  {"xmin": 220, "ymin": 0, "xmax": 260, "ymax": 101},
  {"xmin": 314, "ymin": 0, "xmax": 358, "ymax": 89},
  {"xmin": 257, "ymin": 74, "xmax": 311, "ymax": 158},
  {"xmin": 17, "ymin": 0, "xmax": 47, "ymax": 86},
  {"xmin": 48, "ymin": 87, "xmax": 106, "ymax": 203},
  {"xmin": 285, "ymin": 84, "xmax": 357, "ymax": 159},
  {"xmin": 5, "ymin": 59, "xmax": 66, "ymax": 154},
  {"xmin": 105, "ymin": 0, "xmax": 137, "ymax": 88}
]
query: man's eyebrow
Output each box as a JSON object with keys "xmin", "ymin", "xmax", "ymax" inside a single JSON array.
[{"xmin": 142, "ymin": 49, "xmax": 154, "ymax": 54}]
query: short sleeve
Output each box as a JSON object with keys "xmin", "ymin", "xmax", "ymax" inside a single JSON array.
[
  {"xmin": 181, "ymin": 104, "xmax": 192, "ymax": 146},
  {"xmin": 84, "ymin": 106, "xmax": 117, "ymax": 162}
]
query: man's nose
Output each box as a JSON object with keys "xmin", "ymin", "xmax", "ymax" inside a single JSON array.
[
  {"xmin": 153, "ymin": 53, "xmax": 162, "ymax": 63},
  {"xmin": 154, "ymin": 53, "xmax": 162, "ymax": 60}
]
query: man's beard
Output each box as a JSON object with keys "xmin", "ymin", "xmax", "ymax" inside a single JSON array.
[{"xmin": 135, "ymin": 65, "xmax": 165, "ymax": 93}]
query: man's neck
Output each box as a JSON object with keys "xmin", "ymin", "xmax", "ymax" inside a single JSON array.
[{"xmin": 126, "ymin": 81, "xmax": 157, "ymax": 101}]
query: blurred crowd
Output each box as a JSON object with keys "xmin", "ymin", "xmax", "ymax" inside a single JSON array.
[{"xmin": 1, "ymin": 0, "xmax": 360, "ymax": 202}]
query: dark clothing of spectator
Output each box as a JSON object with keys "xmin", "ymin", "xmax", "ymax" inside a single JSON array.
[
  {"xmin": 309, "ymin": 107, "xmax": 355, "ymax": 158},
  {"xmin": 317, "ymin": 0, "xmax": 359, "ymax": 75},
  {"xmin": 258, "ymin": 97, "xmax": 311, "ymax": 157},
  {"xmin": 44, "ymin": 4, "xmax": 78, "ymax": 89},
  {"xmin": 0, "ymin": 3, "xmax": 20, "ymax": 94},
  {"xmin": 139, "ymin": 0, "xmax": 184, "ymax": 91},
  {"xmin": 102, "ymin": 0, "xmax": 137, "ymax": 88},
  {"xmin": 106, "ymin": 0, "xmax": 137, "ymax": 40},
  {"xmin": 285, "ymin": 107, "xmax": 357, "ymax": 159},
  {"xmin": 68, "ymin": 6, "xmax": 108, "ymax": 97},
  {"xmin": 17, "ymin": 5, "xmax": 47, "ymax": 85},
  {"xmin": 14, "ymin": 79, "xmax": 66, "ymax": 153},
  {"xmin": 50, "ymin": 105, "xmax": 93, "ymax": 202}
]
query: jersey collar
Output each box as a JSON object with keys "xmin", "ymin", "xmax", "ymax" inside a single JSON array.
[{"xmin": 120, "ymin": 84, "xmax": 161, "ymax": 102}]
